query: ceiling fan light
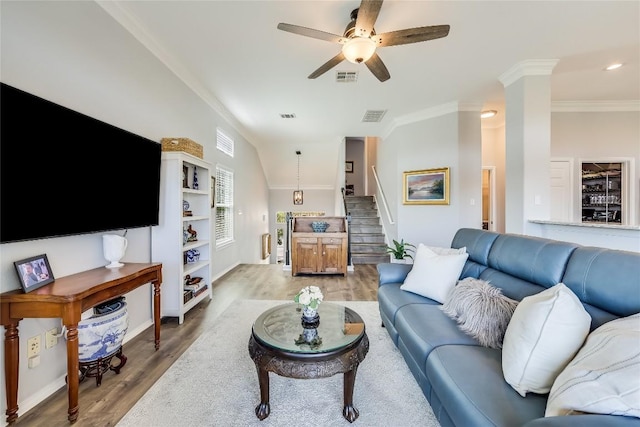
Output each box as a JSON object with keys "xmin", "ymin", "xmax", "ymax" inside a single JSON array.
[{"xmin": 342, "ymin": 37, "xmax": 376, "ymax": 64}]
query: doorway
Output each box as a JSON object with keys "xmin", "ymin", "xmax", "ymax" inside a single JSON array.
[
  {"xmin": 482, "ymin": 167, "xmax": 496, "ymax": 231},
  {"xmin": 550, "ymin": 159, "xmax": 573, "ymax": 222}
]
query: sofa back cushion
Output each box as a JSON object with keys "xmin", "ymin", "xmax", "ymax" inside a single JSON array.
[
  {"xmin": 561, "ymin": 247, "xmax": 640, "ymax": 329},
  {"xmin": 479, "ymin": 269, "xmax": 546, "ymax": 301},
  {"xmin": 487, "ymin": 234, "xmax": 577, "ymax": 288},
  {"xmin": 451, "ymin": 228, "xmax": 500, "ymax": 279}
]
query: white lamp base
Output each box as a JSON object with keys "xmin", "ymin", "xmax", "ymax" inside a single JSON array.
[{"xmin": 105, "ymin": 261, "xmax": 124, "ymax": 269}]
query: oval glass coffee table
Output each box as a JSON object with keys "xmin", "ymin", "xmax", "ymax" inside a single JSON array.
[{"xmin": 248, "ymin": 302, "xmax": 369, "ymax": 422}]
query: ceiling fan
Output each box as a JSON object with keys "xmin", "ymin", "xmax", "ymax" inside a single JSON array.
[{"xmin": 277, "ymin": 0, "xmax": 450, "ymax": 82}]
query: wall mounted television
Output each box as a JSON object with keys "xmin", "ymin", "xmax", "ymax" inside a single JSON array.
[{"xmin": 0, "ymin": 82, "xmax": 162, "ymax": 244}]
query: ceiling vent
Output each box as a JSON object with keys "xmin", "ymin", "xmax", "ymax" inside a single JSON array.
[
  {"xmin": 362, "ymin": 110, "xmax": 387, "ymax": 122},
  {"xmin": 336, "ymin": 71, "xmax": 358, "ymax": 83},
  {"xmin": 280, "ymin": 113, "xmax": 296, "ymax": 119}
]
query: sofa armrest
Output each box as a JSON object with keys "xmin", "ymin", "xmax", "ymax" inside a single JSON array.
[
  {"xmin": 523, "ymin": 415, "xmax": 639, "ymax": 427},
  {"xmin": 377, "ymin": 263, "xmax": 413, "ymax": 286}
]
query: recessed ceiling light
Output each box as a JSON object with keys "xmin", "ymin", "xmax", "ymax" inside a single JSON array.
[
  {"xmin": 481, "ymin": 110, "xmax": 497, "ymax": 119},
  {"xmin": 605, "ymin": 63, "xmax": 623, "ymax": 71}
]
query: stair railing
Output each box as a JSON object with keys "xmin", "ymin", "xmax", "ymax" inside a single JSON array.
[
  {"xmin": 372, "ymin": 165, "xmax": 395, "ymax": 224},
  {"xmin": 285, "ymin": 211, "xmax": 292, "ymax": 266},
  {"xmin": 341, "ymin": 187, "xmax": 353, "ymax": 267}
]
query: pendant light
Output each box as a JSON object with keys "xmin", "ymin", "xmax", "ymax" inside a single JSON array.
[{"xmin": 293, "ymin": 150, "xmax": 303, "ymax": 205}]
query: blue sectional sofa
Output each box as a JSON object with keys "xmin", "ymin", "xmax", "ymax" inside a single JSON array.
[{"xmin": 377, "ymin": 228, "xmax": 640, "ymax": 427}]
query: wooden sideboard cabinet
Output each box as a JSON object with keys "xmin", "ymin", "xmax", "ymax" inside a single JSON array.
[{"xmin": 291, "ymin": 216, "xmax": 348, "ymax": 276}]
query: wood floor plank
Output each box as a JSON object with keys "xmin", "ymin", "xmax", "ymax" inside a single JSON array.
[{"xmin": 11, "ymin": 264, "xmax": 380, "ymax": 426}]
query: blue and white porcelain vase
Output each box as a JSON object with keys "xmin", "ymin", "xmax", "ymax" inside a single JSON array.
[
  {"xmin": 302, "ymin": 327, "xmax": 318, "ymax": 343},
  {"xmin": 192, "ymin": 167, "xmax": 199, "ymax": 190},
  {"xmin": 302, "ymin": 306, "xmax": 317, "ymax": 320},
  {"xmin": 186, "ymin": 249, "xmax": 200, "ymax": 264},
  {"xmin": 75, "ymin": 301, "xmax": 129, "ymax": 363},
  {"xmin": 301, "ymin": 305, "xmax": 320, "ymax": 328}
]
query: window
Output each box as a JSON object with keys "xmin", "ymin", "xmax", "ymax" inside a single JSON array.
[
  {"xmin": 215, "ymin": 165, "xmax": 234, "ymax": 245},
  {"xmin": 216, "ymin": 128, "xmax": 234, "ymax": 157}
]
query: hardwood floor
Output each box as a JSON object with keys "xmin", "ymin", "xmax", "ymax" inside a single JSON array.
[{"xmin": 12, "ymin": 263, "xmax": 380, "ymax": 427}]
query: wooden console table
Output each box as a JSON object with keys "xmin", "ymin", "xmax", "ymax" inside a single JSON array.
[{"xmin": 0, "ymin": 262, "xmax": 163, "ymax": 424}]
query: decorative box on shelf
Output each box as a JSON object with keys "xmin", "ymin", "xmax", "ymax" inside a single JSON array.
[
  {"xmin": 183, "ymin": 290, "xmax": 193, "ymax": 304},
  {"xmin": 160, "ymin": 137, "xmax": 203, "ymax": 159}
]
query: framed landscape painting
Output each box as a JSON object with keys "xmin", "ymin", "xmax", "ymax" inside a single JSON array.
[{"xmin": 403, "ymin": 167, "xmax": 450, "ymax": 205}]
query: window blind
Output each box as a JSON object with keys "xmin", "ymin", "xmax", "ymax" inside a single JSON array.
[{"xmin": 215, "ymin": 165, "xmax": 234, "ymax": 244}]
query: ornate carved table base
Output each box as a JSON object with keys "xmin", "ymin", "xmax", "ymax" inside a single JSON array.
[{"xmin": 248, "ymin": 333, "xmax": 369, "ymax": 423}]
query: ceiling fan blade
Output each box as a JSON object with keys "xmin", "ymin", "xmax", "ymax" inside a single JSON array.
[
  {"xmin": 372, "ymin": 25, "xmax": 450, "ymax": 47},
  {"xmin": 355, "ymin": 0, "xmax": 383, "ymax": 38},
  {"xmin": 308, "ymin": 52, "xmax": 346, "ymax": 79},
  {"xmin": 277, "ymin": 23, "xmax": 346, "ymax": 44},
  {"xmin": 365, "ymin": 53, "xmax": 390, "ymax": 82}
]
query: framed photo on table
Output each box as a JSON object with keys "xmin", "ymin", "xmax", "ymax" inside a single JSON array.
[
  {"xmin": 14, "ymin": 254, "xmax": 55, "ymax": 293},
  {"xmin": 403, "ymin": 167, "xmax": 450, "ymax": 205}
]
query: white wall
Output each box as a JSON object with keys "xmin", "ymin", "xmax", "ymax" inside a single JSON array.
[
  {"xmin": 551, "ymin": 111, "xmax": 640, "ymax": 225},
  {"xmin": 377, "ymin": 110, "xmax": 482, "ymax": 248},
  {"xmin": 0, "ymin": 1, "xmax": 269, "ymax": 416}
]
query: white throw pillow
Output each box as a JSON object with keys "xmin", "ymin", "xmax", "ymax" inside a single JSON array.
[
  {"xmin": 400, "ymin": 245, "xmax": 468, "ymax": 303},
  {"xmin": 422, "ymin": 244, "xmax": 467, "ymax": 256},
  {"xmin": 502, "ymin": 283, "xmax": 591, "ymax": 397},
  {"xmin": 546, "ymin": 313, "xmax": 640, "ymax": 418}
]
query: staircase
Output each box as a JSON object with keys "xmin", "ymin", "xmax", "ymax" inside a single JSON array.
[{"xmin": 345, "ymin": 195, "xmax": 389, "ymax": 265}]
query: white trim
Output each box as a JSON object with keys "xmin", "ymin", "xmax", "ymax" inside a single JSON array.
[
  {"xmin": 552, "ymin": 100, "xmax": 640, "ymax": 112},
  {"xmin": 96, "ymin": 1, "xmax": 257, "ymax": 149},
  {"xmin": 498, "ymin": 59, "xmax": 559, "ymax": 87},
  {"xmin": 269, "ymin": 184, "xmax": 334, "ymax": 190},
  {"xmin": 382, "ymin": 102, "xmax": 482, "ymax": 139}
]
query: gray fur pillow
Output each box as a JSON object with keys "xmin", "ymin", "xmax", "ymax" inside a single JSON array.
[{"xmin": 441, "ymin": 277, "xmax": 518, "ymax": 349}]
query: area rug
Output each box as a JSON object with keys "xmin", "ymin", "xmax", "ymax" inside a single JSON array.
[{"xmin": 116, "ymin": 300, "xmax": 440, "ymax": 427}]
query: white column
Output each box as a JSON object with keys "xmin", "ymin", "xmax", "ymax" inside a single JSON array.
[{"xmin": 499, "ymin": 60, "xmax": 558, "ymax": 234}]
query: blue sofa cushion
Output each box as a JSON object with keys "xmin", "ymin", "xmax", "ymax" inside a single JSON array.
[
  {"xmin": 562, "ymin": 247, "xmax": 640, "ymax": 320},
  {"xmin": 394, "ymin": 304, "xmax": 478, "ymax": 368},
  {"xmin": 451, "ymin": 228, "xmax": 500, "ymax": 279},
  {"xmin": 426, "ymin": 345, "xmax": 548, "ymax": 427},
  {"xmin": 377, "ymin": 263, "xmax": 412, "ymax": 286},
  {"xmin": 488, "ymin": 234, "xmax": 578, "ymax": 287},
  {"xmin": 378, "ymin": 283, "xmax": 438, "ymax": 325},
  {"xmin": 451, "ymin": 228, "xmax": 500, "ymax": 266},
  {"xmin": 479, "ymin": 268, "xmax": 547, "ymax": 301}
]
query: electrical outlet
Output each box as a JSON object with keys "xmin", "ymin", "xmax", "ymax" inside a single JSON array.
[
  {"xmin": 45, "ymin": 328, "xmax": 59, "ymax": 349},
  {"xmin": 27, "ymin": 335, "xmax": 41, "ymax": 358},
  {"xmin": 28, "ymin": 355, "xmax": 41, "ymax": 369}
]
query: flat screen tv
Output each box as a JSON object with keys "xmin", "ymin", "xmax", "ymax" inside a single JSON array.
[{"xmin": 1, "ymin": 82, "xmax": 161, "ymax": 244}]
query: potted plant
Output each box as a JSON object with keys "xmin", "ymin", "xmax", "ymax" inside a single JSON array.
[{"xmin": 386, "ymin": 239, "xmax": 416, "ymax": 263}]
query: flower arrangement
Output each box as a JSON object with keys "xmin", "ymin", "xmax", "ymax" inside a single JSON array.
[{"xmin": 294, "ymin": 285, "xmax": 324, "ymax": 310}]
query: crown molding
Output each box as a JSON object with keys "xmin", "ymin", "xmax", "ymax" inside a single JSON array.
[
  {"xmin": 96, "ymin": 1, "xmax": 257, "ymax": 147},
  {"xmin": 269, "ymin": 185, "xmax": 334, "ymax": 191},
  {"xmin": 382, "ymin": 102, "xmax": 482, "ymax": 139},
  {"xmin": 551, "ymin": 100, "xmax": 640, "ymax": 112},
  {"xmin": 499, "ymin": 59, "xmax": 560, "ymax": 87}
]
